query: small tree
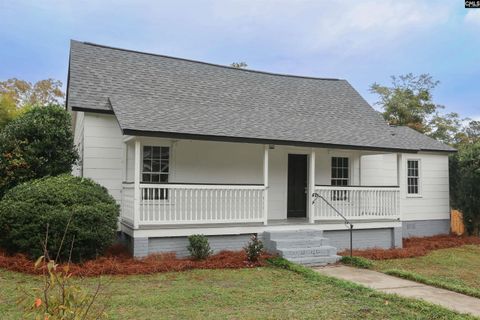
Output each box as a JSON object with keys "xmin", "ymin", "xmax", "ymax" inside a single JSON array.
[
  {"xmin": 0, "ymin": 105, "xmax": 78, "ymax": 197},
  {"xmin": 450, "ymin": 142, "xmax": 480, "ymax": 235}
]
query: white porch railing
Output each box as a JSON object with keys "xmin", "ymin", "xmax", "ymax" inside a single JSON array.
[
  {"xmin": 313, "ymin": 186, "xmax": 400, "ymax": 221},
  {"xmin": 121, "ymin": 183, "xmax": 266, "ymax": 226}
]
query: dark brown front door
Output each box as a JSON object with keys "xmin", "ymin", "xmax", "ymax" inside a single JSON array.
[{"xmin": 287, "ymin": 154, "xmax": 307, "ymax": 218}]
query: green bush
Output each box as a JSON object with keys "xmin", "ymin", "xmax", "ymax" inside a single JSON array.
[
  {"xmin": 340, "ymin": 256, "xmax": 373, "ymax": 269},
  {"xmin": 244, "ymin": 234, "xmax": 264, "ymax": 262},
  {"xmin": 0, "ymin": 174, "xmax": 119, "ymax": 262},
  {"xmin": 0, "ymin": 105, "xmax": 78, "ymax": 197},
  {"xmin": 187, "ymin": 234, "xmax": 212, "ymax": 260}
]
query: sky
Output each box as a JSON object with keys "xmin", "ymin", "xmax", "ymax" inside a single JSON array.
[{"xmin": 1, "ymin": 0, "xmax": 479, "ymax": 119}]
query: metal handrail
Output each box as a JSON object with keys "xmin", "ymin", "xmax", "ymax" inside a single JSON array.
[{"xmin": 312, "ymin": 192, "xmax": 354, "ymax": 257}]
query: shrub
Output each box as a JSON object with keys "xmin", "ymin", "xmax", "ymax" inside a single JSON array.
[
  {"xmin": 244, "ymin": 234, "xmax": 264, "ymax": 262},
  {"xmin": 187, "ymin": 234, "xmax": 212, "ymax": 260},
  {"xmin": 0, "ymin": 105, "xmax": 78, "ymax": 197},
  {"xmin": 340, "ymin": 256, "xmax": 373, "ymax": 269},
  {"xmin": 0, "ymin": 174, "xmax": 119, "ymax": 262}
]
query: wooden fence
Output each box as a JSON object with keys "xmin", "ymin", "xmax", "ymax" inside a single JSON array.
[{"xmin": 451, "ymin": 209, "xmax": 465, "ymax": 235}]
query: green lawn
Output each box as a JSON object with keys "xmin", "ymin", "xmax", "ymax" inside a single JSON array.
[
  {"xmin": 373, "ymin": 245, "xmax": 480, "ymax": 298},
  {"xmin": 0, "ymin": 262, "xmax": 475, "ymax": 319}
]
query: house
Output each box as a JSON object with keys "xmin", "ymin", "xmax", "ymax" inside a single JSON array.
[{"xmin": 67, "ymin": 41, "xmax": 455, "ymax": 264}]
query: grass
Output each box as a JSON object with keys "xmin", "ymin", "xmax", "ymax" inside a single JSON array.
[
  {"xmin": 0, "ymin": 259, "xmax": 476, "ymax": 319},
  {"xmin": 340, "ymin": 256, "xmax": 373, "ymax": 269},
  {"xmin": 373, "ymin": 245, "xmax": 480, "ymax": 298}
]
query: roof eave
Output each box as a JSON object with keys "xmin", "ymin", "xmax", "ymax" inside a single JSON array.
[{"xmin": 122, "ymin": 128, "xmax": 420, "ymax": 154}]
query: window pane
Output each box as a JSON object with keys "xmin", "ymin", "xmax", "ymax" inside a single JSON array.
[
  {"xmin": 161, "ymin": 160, "xmax": 169, "ymax": 173},
  {"xmin": 152, "ymin": 146, "xmax": 161, "ymax": 158},
  {"xmin": 151, "ymin": 174, "xmax": 160, "ymax": 183},
  {"xmin": 143, "ymin": 159, "xmax": 151, "ymax": 172},
  {"xmin": 332, "ymin": 157, "xmax": 337, "ymax": 167},
  {"xmin": 343, "ymin": 168, "xmax": 348, "ymax": 179},
  {"xmin": 161, "ymin": 147, "xmax": 169, "ymax": 158},
  {"xmin": 160, "ymin": 174, "xmax": 169, "ymax": 183},
  {"xmin": 152, "ymin": 159, "xmax": 160, "ymax": 172},
  {"xmin": 143, "ymin": 146, "xmax": 152, "ymax": 159},
  {"xmin": 142, "ymin": 174, "xmax": 150, "ymax": 182}
]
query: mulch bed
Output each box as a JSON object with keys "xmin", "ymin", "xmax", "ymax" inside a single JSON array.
[
  {"xmin": 339, "ymin": 235, "xmax": 480, "ymax": 260},
  {"xmin": 0, "ymin": 245, "xmax": 271, "ymax": 277}
]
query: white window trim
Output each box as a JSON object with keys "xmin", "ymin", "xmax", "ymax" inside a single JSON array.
[
  {"xmin": 406, "ymin": 158, "xmax": 422, "ymax": 198},
  {"xmin": 330, "ymin": 156, "xmax": 351, "ymax": 186},
  {"xmin": 140, "ymin": 142, "xmax": 174, "ymax": 204},
  {"xmin": 140, "ymin": 143, "xmax": 173, "ymax": 184}
]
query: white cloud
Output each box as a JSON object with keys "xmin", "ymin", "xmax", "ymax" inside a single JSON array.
[
  {"xmin": 465, "ymin": 9, "xmax": 480, "ymax": 26},
  {"xmin": 208, "ymin": 0, "xmax": 454, "ymax": 56}
]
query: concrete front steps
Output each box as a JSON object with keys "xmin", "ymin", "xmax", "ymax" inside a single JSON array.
[{"xmin": 263, "ymin": 229, "xmax": 341, "ymax": 266}]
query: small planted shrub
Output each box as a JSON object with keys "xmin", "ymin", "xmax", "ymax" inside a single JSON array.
[
  {"xmin": 187, "ymin": 234, "xmax": 212, "ymax": 260},
  {"xmin": 340, "ymin": 256, "xmax": 373, "ymax": 269},
  {"xmin": 244, "ymin": 234, "xmax": 264, "ymax": 262},
  {"xmin": 0, "ymin": 174, "xmax": 119, "ymax": 262}
]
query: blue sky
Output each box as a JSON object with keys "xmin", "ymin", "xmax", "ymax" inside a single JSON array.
[{"xmin": 1, "ymin": 0, "xmax": 479, "ymax": 119}]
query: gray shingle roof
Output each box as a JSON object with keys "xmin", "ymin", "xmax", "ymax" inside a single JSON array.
[{"xmin": 67, "ymin": 41, "xmax": 455, "ymax": 153}]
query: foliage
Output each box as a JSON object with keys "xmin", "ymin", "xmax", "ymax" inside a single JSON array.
[
  {"xmin": 244, "ymin": 234, "xmax": 264, "ymax": 262},
  {"xmin": 0, "ymin": 78, "xmax": 64, "ymax": 108},
  {"xmin": 370, "ymin": 73, "xmax": 466, "ymax": 145},
  {"xmin": 0, "ymin": 78, "xmax": 64, "ymax": 130},
  {"xmin": 449, "ymin": 142, "xmax": 480, "ymax": 235},
  {"xmin": 0, "ymin": 174, "xmax": 119, "ymax": 262},
  {"xmin": 0, "ymin": 93, "xmax": 25, "ymax": 130},
  {"xmin": 0, "ymin": 105, "xmax": 78, "ymax": 197},
  {"xmin": 230, "ymin": 62, "xmax": 248, "ymax": 68},
  {"xmin": 19, "ymin": 256, "xmax": 106, "ymax": 319},
  {"xmin": 187, "ymin": 234, "xmax": 212, "ymax": 260},
  {"xmin": 384, "ymin": 269, "xmax": 480, "ymax": 299},
  {"xmin": 340, "ymin": 256, "xmax": 373, "ymax": 269}
]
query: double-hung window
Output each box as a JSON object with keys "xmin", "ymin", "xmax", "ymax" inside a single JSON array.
[
  {"xmin": 142, "ymin": 146, "xmax": 170, "ymax": 199},
  {"xmin": 331, "ymin": 157, "xmax": 349, "ymax": 186},
  {"xmin": 331, "ymin": 157, "xmax": 349, "ymax": 200},
  {"xmin": 407, "ymin": 160, "xmax": 420, "ymax": 195}
]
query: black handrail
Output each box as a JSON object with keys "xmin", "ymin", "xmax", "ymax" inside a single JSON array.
[{"xmin": 312, "ymin": 192, "xmax": 354, "ymax": 258}]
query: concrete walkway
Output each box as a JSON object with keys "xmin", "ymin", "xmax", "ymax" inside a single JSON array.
[{"xmin": 313, "ymin": 265, "xmax": 480, "ymax": 317}]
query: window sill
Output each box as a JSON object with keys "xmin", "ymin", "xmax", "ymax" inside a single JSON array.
[{"xmin": 406, "ymin": 194, "xmax": 423, "ymax": 198}]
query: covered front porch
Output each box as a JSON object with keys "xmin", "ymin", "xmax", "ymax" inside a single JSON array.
[{"xmin": 120, "ymin": 137, "xmax": 401, "ymax": 231}]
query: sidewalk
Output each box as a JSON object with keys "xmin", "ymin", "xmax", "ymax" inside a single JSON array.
[{"xmin": 313, "ymin": 265, "xmax": 480, "ymax": 317}]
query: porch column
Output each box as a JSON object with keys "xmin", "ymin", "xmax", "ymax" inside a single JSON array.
[
  {"xmin": 263, "ymin": 145, "xmax": 269, "ymax": 225},
  {"xmin": 308, "ymin": 149, "xmax": 316, "ymax": 223},
  {"xmin": 133, "ymin": 140, "xmax": 141, "ymax": 229},
  {"xmin": 396, "ymin": 153, "xmax": 403, "ymax": 219}
]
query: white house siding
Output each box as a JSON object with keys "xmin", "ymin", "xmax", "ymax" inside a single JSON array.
[
  {"xmin": 360, "ymin": 153, "xmax": 398, "ymax": 186},
  {"xmin": 360, "ymin": 152, "xmax": 450, "ymax": 236},
  {"xmin": 73, "ymin": 113, "xmax": 450, "ymax": 234},
  {"xmin": 81, "ymin": 113, "xmax": 124, "ymax": 203},
  {"xmin": 400, "ymin": 153, "xmax": 450, "ymax": 221}
]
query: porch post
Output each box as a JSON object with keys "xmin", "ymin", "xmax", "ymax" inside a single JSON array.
[
  {"xmin": 308, "ymin": 149, "xmax": 316, "ymax": 223},
  {"xmin": 263, "ymin": 145, "xmax": 269, "ymax": 225},
  {"xmin": 396, "ymin": 153, "xmax": 403, "ymax": 218},
  {"xmin": 133, "ymin": 140, "xmax": 141, "ymax": 229}
]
